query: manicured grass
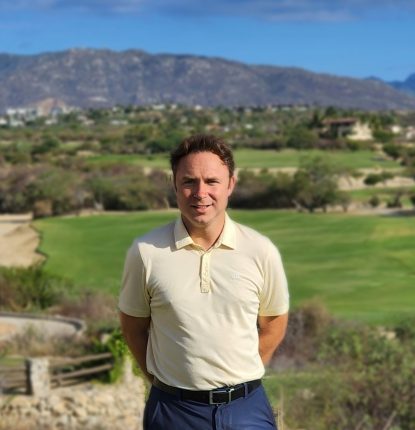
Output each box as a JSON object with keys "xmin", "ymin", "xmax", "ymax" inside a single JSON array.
[
  {"xmin": 86, "ymin": 153, "xmax": 170, "ymax": 169},
  {"xmin": 234, "ymin": 149, "xmax": 399, "ymax": 170},
  {"xmin": 35, "ymin": 210, "xmax": 415, "ymax": 324},
  {"xmin": 85, "ymin": 149, "xmax": 401, "ymax": 170}
]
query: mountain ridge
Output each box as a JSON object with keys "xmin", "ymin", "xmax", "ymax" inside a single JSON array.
[{"xmin": 1, "ymin": 48, "xmax": 415, "ymax": 112}]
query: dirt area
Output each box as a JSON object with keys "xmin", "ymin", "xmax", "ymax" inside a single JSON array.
[
  {"xmin": 0, "ymin": 322, "xmax": 16, "ymax": 337},
  {"xmin": 0, "ymin": 315, "xmax": 83, "ymax": 342},
  {"xmin": 338, "ymin": 173, "xmax": 415, "ymax": 190},
  {"xmin": 0, "ymin": 213, "xmax": 44, "ymax": 268}
]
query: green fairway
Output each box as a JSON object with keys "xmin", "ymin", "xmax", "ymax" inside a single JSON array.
[
  {"xmin": 234, "ymin": 149, "xmax": 399, "ymax": 170},
  {"xmin": 35, "ymin": 210, "xmax": 415, "ymax": 324},
  {"xmin": 86, "ymin": 153, "xmax": 170, "ymax": 169},
  {"xmin": 86, "ymin": 149, "xmax": 400, "ymax": 170}
]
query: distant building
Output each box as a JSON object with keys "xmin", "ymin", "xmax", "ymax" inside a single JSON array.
[
  {"xmin": 5, "ymin": 107, "xmax": 38, "ymax": 126},
  {"xmin": 391, "ymin": 125, "xmax": 402, "ymax": 135},
  {"xmin": 406, "ymin": 126, "xmax": 415, "ymax": 140},
  {"xmin": 348, "ymin": 122, "xmax": 373, "ymax": 141},
  {"xmin": 322, "ymin": 118, "xmax": 372, "ymax": 140}
]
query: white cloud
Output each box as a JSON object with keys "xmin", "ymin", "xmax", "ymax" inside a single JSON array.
[
  {"xmin": 0, "ymin": 0, "xmax": 145, "ymax": 12},
  {"xmin": 1, "ymin": 0, "xmax": 415, "ymax": 20}
]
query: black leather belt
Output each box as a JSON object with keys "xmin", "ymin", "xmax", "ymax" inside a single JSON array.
[{"xmin": 153, "ymin": 377, "xmax": 262, "ymax": 405}]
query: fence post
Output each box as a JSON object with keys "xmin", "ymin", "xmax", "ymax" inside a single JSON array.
[
  {"xmin": 121, "ymin": 356, "xmax": 135, "ymax": 385},
  {"xmin": 26, "ymin": 357, "xmax": 50, "ymax": 397}
]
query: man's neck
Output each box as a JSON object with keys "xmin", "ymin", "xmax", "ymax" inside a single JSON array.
[{"xmin": 182, "ymin": 217, "xmax": 225, "ymax": 251}]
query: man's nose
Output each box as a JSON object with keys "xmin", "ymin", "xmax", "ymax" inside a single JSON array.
[{"xmin": 193, "ymin": 182, "xmax": 208, "ymax": 198}]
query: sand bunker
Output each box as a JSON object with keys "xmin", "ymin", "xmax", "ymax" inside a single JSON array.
[{"xmin": 0, "ymin": 214, "xmax": 44, "ymax": 268}]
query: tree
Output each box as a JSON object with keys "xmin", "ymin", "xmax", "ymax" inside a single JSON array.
[
  {"xmin": 383, "ymin": 143, "xmax": 402, "ymax": 160},
  {"xmin": 26, "ymin": 167, "xmax": 85, "ymax": 216},
  {"xmin": 285, "ymin": 126, "xmax": 319, "ymax": 149},
  {"xmin": 292, "ymin": 156, "xmax": 340, "ymax": 212},
  {"xmin": 230, "ymin": 170, "xmax": 296, "ymax": 209},
  {"xmin": 373, "ymin": 128, "xmax": 394, "ymax": 144}
]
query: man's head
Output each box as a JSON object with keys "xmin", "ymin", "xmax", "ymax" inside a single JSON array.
[
  {"xmin": 170, "ymin": 134, "xmax": 236, "ymax": 235},
  {"xmin": 170, "ymin": 134, "xmax": 235, "ymax": 183}
]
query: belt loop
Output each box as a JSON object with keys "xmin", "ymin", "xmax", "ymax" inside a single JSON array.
[{"xmin": 243, "ymin": 382, "xmax": 248, "ymax": 397}]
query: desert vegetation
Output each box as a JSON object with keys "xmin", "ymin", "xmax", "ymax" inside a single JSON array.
[
  {"xmin": 1, "ymin": 104, "xmax": 415, "ymax": 429},
  {"xmin": 1, "ymin": 104, "xmax": 415, "ymax": 216},
  {"xmin": 1, "ymin": 266, "xmax": 414, "ymax": 429}
]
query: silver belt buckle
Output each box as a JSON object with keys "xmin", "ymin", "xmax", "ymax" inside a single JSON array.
[{"xmin": 209, "ymin": 386, "xmax": 235, "ymax": 405}]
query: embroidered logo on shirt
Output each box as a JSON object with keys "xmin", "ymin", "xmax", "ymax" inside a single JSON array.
[{"xmin": 231, "ymin": 273, "xmax": 242, "ymax": 280}]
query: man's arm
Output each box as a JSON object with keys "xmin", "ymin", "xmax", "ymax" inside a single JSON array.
[
  {"xmin": 119, "ymin": 312, "xmax": 153, "ymax": 383},
  {"xmin": 258, "ymin": 313, "xmax": 289, "ymax": 365}
]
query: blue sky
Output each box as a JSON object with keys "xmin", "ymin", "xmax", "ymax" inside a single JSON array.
[{"xmin": 1, "ymin": 0, "xmax": 414, "ymax": 81}]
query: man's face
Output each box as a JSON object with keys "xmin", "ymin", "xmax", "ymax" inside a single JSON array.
[{"xmin": 174, "ymin": 151, "xmax": 235, "ymax": 234}]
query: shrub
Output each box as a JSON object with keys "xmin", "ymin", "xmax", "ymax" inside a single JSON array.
[
  {"xmin": 386, "ymin": 191, "xmax": 403, "ymax": 208},
  {"xmin": 316, "ymin": 323, "xmax": 415, "ymax": 429},
  {"xmin": 230, "ymin": 170, "xmax": 296, "ymax": 209},
  {"xmin": 87, "ymin": 166, "xmax": 170, "ymax": 211},
  {"xmin": 292, "ymin": 156, "xmax": 340, "ymax": 212},
  {"xmin": 368, "ymin": 194, "xmax": 381, "ymax": 207},
  {"xmin": 383, "ymin": 143, "xmax": 402, "ymax": 160},
  {"xmin": 373, "ymin": 128, "xmax": 394, "ymax": 143},
  {"xmin": 0, "ymin": 266, "xmax": 71, "ymax": 311},
  {"xmin": 274, "ymin": 301, "xmax": 333, "ymax": 368},
  {"xmin": 53, "ymin": 291, "xmax": 118, "ymax": 332},
  {"xmin": 92, "ymin": 328, "xmax": 130, "ymax": 383},
  {"xmin": 364, "ymin": 171, "xmax": 394, "ymax": 186},
  {"xmin": 26, "ymin": 167, "xmax": 85, "ymax": 216},
  {"xmin": 285, "ymin": 126, "xmax": 319, "ymax": 149}
]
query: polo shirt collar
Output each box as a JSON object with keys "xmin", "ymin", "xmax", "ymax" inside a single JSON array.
[{"xmin": 174, "ymin": 213, "xmax": 236, "ymax": 250}]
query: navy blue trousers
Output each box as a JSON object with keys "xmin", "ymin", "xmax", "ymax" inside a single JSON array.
[{"xmin": 143, "ymin": 384, "xmax": 277, "ymax": 430}]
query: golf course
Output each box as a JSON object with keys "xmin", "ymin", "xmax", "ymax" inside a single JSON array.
[{"xmin": 35, "ymin": 209, "xmax": 415, "ymax": 325}]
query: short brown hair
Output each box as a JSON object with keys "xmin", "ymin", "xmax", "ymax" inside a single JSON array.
[{"xmin": 170, "ymin": 134, "xmax": 235, "ymax": 179}]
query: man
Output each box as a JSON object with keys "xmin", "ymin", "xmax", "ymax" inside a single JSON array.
[{"xmin": 119, "ymin": 134, "xmax": 289, "ymax": 429}]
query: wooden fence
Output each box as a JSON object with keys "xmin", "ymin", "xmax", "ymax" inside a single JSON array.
[
  {"xmin": 0, "ymin": 352, "xmax": 114, "ymax": 395},
  {"xmin": 0, "ymin": 362, "xmax": 27, "ymax": 394}
]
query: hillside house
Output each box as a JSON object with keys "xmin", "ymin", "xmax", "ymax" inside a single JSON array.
[
  {"xmin": 406, "ymin": 126, "xmax": 415, "ymax": 140},
  {"xmin": 322, "ymin": 118, "xmax": 372, "ymax": 140}
]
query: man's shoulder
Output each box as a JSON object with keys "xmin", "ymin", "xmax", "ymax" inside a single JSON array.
[
  {"xmin": 130, "ymin": 221, "xmax": 175, "ymax": 253},
  {"xmin": 231, "ymin": 219, "xmax": 275, "ymax": 250}
]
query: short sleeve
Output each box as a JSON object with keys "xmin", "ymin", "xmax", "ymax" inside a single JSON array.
[
  {"xmin": 259, "ymin": 241, "xmax": 289, "ymax": 316},
  {"xmin": 118, "ymin": 241, "xmax": 151, "ymax": 317}
]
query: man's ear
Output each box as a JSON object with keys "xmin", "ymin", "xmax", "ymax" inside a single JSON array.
[{"xmin": 228, "ymin": 175, "xmax": 236, "ymax": 197}]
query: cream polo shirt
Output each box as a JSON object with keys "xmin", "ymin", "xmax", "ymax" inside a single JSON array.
[{"xmin": 119, "ymin": 213, "xmax": 289, "ymax": 390}]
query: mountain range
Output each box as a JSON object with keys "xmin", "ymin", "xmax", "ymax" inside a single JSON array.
[
  {"xmin": 1, "ymin": 48, "xmax": 415, "ymax": 113},
  {"xmin": 389, "ymin": 74, "xmax": 415, "ymax": 96}
]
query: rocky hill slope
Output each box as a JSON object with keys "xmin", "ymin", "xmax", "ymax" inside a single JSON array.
[{"xmin": 1, "ymin": 48, "xmax": 415, "ymax": 112}]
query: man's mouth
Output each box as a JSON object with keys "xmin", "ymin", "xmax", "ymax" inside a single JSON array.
[{"xmin": 191, "ymin": 204, "xmax": 212, "ymax": 208}]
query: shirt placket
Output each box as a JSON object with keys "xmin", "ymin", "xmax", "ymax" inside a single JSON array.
[{"xmin": 200, "ymin": 251, "xmax": 212, "ymax": 293}]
